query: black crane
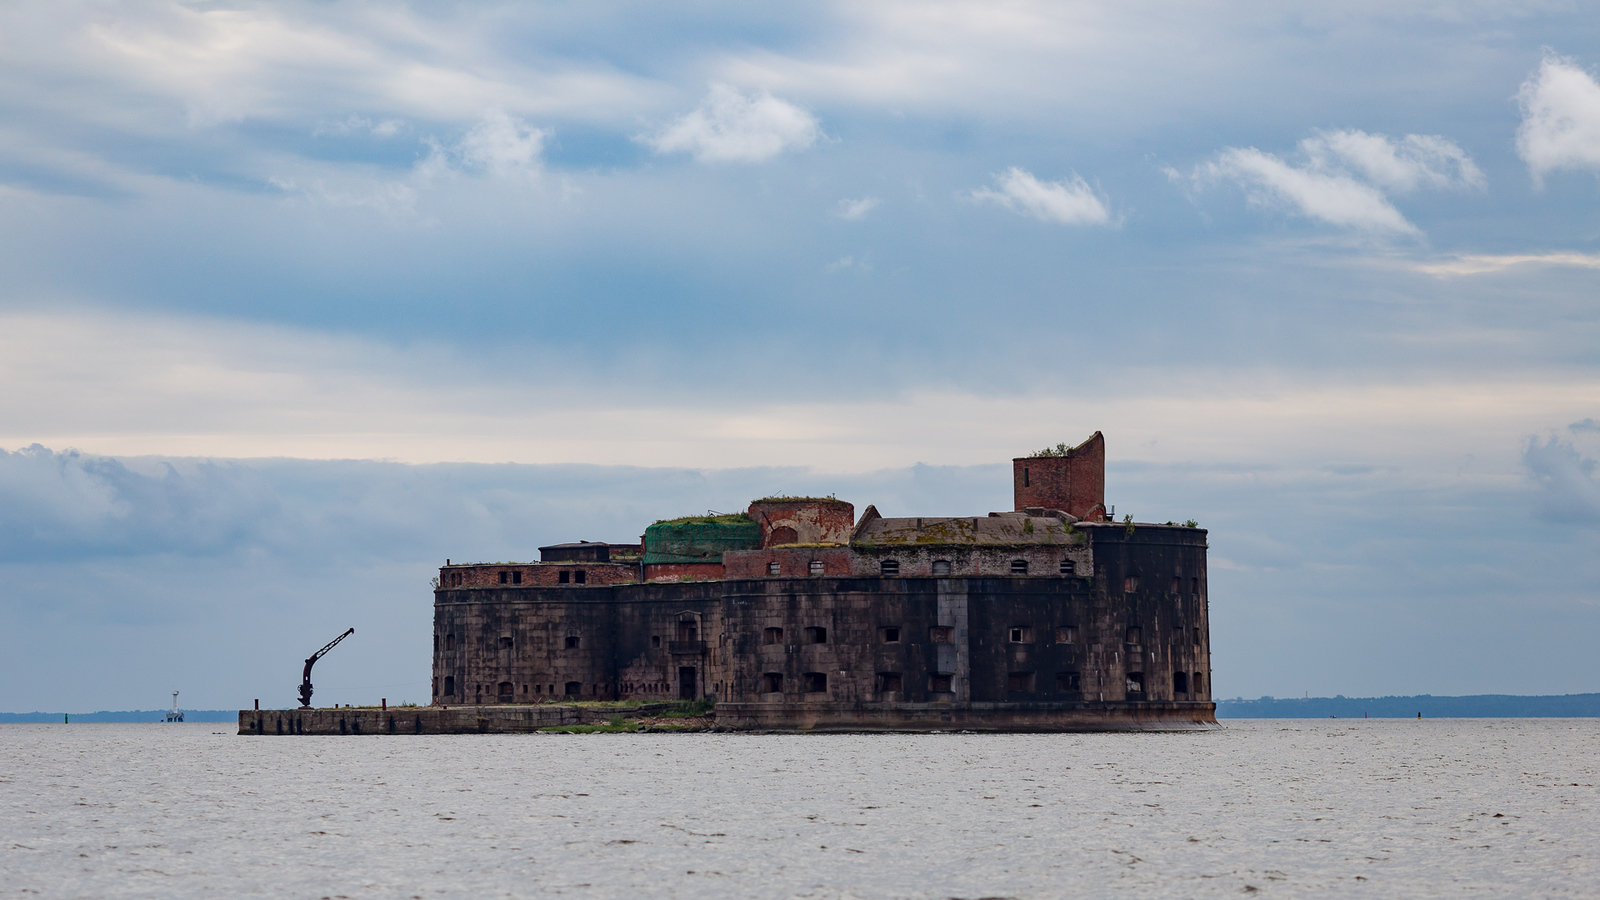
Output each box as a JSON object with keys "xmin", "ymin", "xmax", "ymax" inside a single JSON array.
[{"xmin": 298, "ymin": 628, "xmax": 354, "ymax": 709}]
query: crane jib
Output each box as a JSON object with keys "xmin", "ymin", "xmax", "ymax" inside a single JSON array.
[{"xmin": 297, "ymin": 628, "xmax": 354, "ymax": 710}]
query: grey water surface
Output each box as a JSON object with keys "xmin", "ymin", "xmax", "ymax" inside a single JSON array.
[{"xmin": 1, "ymin": 720, "xmax": 1595, "ymax": 898}]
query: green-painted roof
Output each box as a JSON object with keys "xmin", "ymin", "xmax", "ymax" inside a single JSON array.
[{"xmin": 642, "ymin": 514, "xmax": 760, "ymax": 564}]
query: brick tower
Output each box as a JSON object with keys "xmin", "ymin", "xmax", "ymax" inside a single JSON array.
[{"xmin": 1012, "ymin": 431, "xmax": 1107, "ymax": 521}]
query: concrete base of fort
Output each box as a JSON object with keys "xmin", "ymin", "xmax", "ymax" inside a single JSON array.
[{"xmin": 239, "ymin": 702, "xmax": 1216, "ymax": 735}]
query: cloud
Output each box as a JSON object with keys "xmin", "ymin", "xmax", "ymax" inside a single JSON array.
[
  {"xmin": 969, "ymin": 167, "xmax": 1111, "ymax": 226},
  {"xmin": 1571, "ymin": 418, "xmax": 1600, "ymax": 433},
  {"xmin": 1302, "ymin": 130, "xmax": 1485, "ymax": 193},
  {"xmin": 1195, "ymin": 146, "xmax": 1417, "ymax": 234},
  {"xmin": 1524, "ymin": 434, "xmax": 1600, "ymax": 525},
  {"xmin": 1517, "ymin": 53, "xmax": 1600, "ymax": 187},
  {"xmin": 647, "ymin": 84, "xmax": 821, "ymax": 163},
  {"xmin": 836, "ymin": 196, "xmax": 880, "ymax": 220},
  {"xmin": 456, "ymin": 109, "xmax": 547, "ymax": 177},
  {"xmin": 1410, "ymin": 252, "xmax": 1600, "ymax": 276}
]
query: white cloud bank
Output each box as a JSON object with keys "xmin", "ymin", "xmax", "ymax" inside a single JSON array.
[
  {"xmin": 1517, "ymin": 54, "xmax": 1600, "ymax": 187},
  {"xmin": 1188, "ymin": 129, "xmax": 1483, "ymax": 235},
  {"xmin": 970, "ymin": 167, "xmax": 1111, "ymax": 226},
  {"xmin": 647, "ymin": 84, "xmax": 821, "ymax": 163},
  {"xmin": 456, "ymin": 109, "xmax": 547, "ymax": 177},
  {"xmin": 835, "ymin": 196, "xmax": 880, "ymax": 220}
]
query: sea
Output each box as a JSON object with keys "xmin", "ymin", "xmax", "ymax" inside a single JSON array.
[{"xmin": 1, "ymin": 719, "xmax": 1595, "ymax": 898}]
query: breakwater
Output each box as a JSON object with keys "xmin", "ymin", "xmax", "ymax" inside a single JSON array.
[{"xmin": 238, "ymin": 703, "xmax": 678, "ymax": 735}]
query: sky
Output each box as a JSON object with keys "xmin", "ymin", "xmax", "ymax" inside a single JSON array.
[{"xmin": 3, "ymin": 1, "xmax": 1600, "ymax": 711}]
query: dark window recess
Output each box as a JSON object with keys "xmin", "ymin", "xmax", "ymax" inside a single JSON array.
[
  {"xmin": 574, "ymin": 570, "xmax": 587, "ymax": 584},
  {"xmin": 1174, "ymin": 671, "xmax": 1189, "ymax": 694},
  {"xmin": 802, "ymin": 672, "xmax": 828, "ymax": 693},
  {"xmin": 1125, "ymin": 626, "xmax": 1143, "ymax": 645},
  {"xmin": 1056, "ymin": 671, "xmax": 1081, "ymax": 691},
  {"xmin": 1007, "ymin": 672, "xmax": 1035, "ymax": 692},
  {"xmin": 769, "ymin": 526, "xmax": 798, "ymax": 545},
  {"xmin": 445, "ymin": 634, "xmax": 456, "ymax": 651},
  {"xmin": 880, "ymin": 559, "xmax": 900, "ymax": 576},
  {"xmin": 1193, "ymin": 627, "xmax": 1202, "ymax": 646},
  {"xmin": 651, "ymin": 635, "xmax": 661, "ymax": 648},
  {"xmin": 1010, "ymin": 559, "xmax": 1029, "ymax": 575},
  {"xmin": 433, "ymin": 634, "xmax": 439, "ymax": 651},
  {"xmin": 444, "ymin": 675, "xmax": 456, "ymax": 696},
  {"xmin": 1124, "ymin": 575, "xmax": 1140, "ymax": 592},
  {"xmin": 930, "ymin": 626, "xmax": 954, "ymax": 644},
  {"xmin": 768, "ymin": 561, "xmax": 780, "ymax": 576},
  {"xmin": 1009, "ymin": 627, "xmax": 1032, "ymax": 643},
  {"xmin": 929, "ymin": 673, "xmax": 954, "ymax": 693},
  {"xmin": 804, "ymin": 626, "xmax": 827, "ymax": 644},
  {"xmin": 1054, "ymin": 626, "xmax": 1078, "ymax": 644},
  {"xmin": 499, "ymin": 636, "xmax": 513, "ymax": 649},
  {"xmin": 564, "ymin": 682, "xmax": 582, "ymax": 696},
  {"xmin": 761, "ymin": 672, "xmax": 784, "ymax": 693},
  {"xmin": 932, "ymin": 560, "xmax": 952, "ymax": 576},
  {"xmin": 1059, "ymin": 559, "xmax": 1075, "ymax": 575},
  {"xmin": 1169, "ymin": 577, "xmax": 1180, "ymax": 593},
  {"xmin": 1191, "ymin": 577, "xmax": 1200, "ymax": 593},
  {"xmin": 879, "ymin": 626, "xmax": 901, "ymax": 643},
  {"xmin": 763, "ymin": 627, "xmax": 783, "ymax": 645},
  {"xmin": 565, "ymin": 635, "xmax": 580, "ymax": 649},
  {"xmin": 523, "ymin": 684, "xmax": 529, "ymax": 694},
  {"xmin": 497, "ymin": 681, "xmax": 513, "ymax": 701},
  {"xmin": 809, "ymin": 560, "xmax": 824, "ymax": 576},
  {"xmin": 1126, "ymin": 672, "xmax": 1145, "ymax": 694},
  {"xmin": 498, "ymin": 570, "xmax": 508, "ymax": 584},
  {"xmin": 876, "ymin": 672, "xmax": 903, "ymax": 693},
  {"xmin": 512, "ymin": 571, "xmax": 522, "ymax": 585},
  {"xmin": 676, "ymin": 619, "xmax": 698, "ymax": 641},
  {"xmin": 558, "ymin": 570, "xmax": 570, "ymax": 584},
  {"xmin": 1194, "ymin": 672, "xmax": 1205, "ymax": 694}
]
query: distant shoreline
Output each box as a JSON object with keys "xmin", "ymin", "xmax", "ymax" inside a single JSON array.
[
  {"xmin": 0, "ymin": 710, "xmax": 240, "ymax": 723},
  {"xmin": 5, "ymin": 694, "xmax": 1600, "ymax": 723},
  {"xmin": 1218, "ymin": 693, "xmax": 1600, "ymax": 718}
]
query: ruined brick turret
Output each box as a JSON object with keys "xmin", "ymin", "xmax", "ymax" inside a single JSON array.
[{"xmin": 1013, "ymin": 431, "xmax": 1107, "ymax": 521}]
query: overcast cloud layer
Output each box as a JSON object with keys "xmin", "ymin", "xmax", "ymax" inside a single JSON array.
[{"xmin": 3, "ymin": 2, "xmax": 1600, "ymax": 710}]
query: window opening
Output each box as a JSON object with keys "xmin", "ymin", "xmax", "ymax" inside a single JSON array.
[
  {"xmin": 1169, "ymin": 577, "xmax": 1180, "ymax": 593},
  {"xmin": 1191, "ymin": 577, "xmax": 1200, "ymax": 593},
  {"xmin": 1009, "ymin": 626, "xmax": 1032, "ymax": 643},
  {"xmin": 564, "ymin": 681, "xmax": 581, "ymax": 696},
  {"xmin": 444, "ymin": 675, "xmax": 455, "ymax": 696},
  {"xmin": 802, "ymin": 672, "xmax": 828, "ymax": 693},
  {"xmin": 1125, "ymin": 626, "xmax": 1142, "ymax": 645},
  {"xmin": 1054, "ymin": 626, "xmax": 1078, "ymax": 644},
  {"xmin": 497, "ymin": 682, "xmax": 513, "ymax": 701},
  {"xmin": 880, "ymin": 559, "xmax": 900, "ymax": 576},
  {"xmin": 1193, "ymin": 627, "xmax": 1202, "ymax": 646},
  {"xmin": 512, "ymin": 571, "xmax": 522, "ymax": 585},
  {"xmin": 1174, "ymin": 671, "xmax": 1189, "ymax": 694},
  {"xmin": 565, "ymin": 635, "xmax": 580, "ymax": 649},
  {"xmin": 932, "ymin": 560, "xmax": 952, "ymax": 576},
  {"xmin": 1126, "ymin": 672, "xmax": 1145, "ymax": 694},
  {"xmin": 678, "ymin": 667, "xmax": 698, "ymax": 699},
  {"xmin": 651, "ymin": 635, "xmax": 661, "ymax": 648},
  {"xmin": 1059, "ymin": 560, "xmax": 1075, "ymax": 575},
  {"xmin": 929, "ymin": 673, "xmax": 953, "ymax": 693},
  {"xmin": 499, "ymin": 636, "xmax": 513, "ymax": 649},
  {"xmin": 445, "ymin": 634, "xmax": 456, "ymax": 651},
  {"xmin": 1056, "ymin": 671, "xmax": 1081, "ymax": 691},
  {"xmin": 1010, "ymin": 559, "xmax": 1029, "ymax": 575},
  {"xmin": 930, "ymin": 626, "xmax": 954, "ymax": 643},
  {"xmin": 880, "ymin": 626, "xmax": 901, "ymax": 643},
  {"xmin": 809, "ymin": 560, "xmax": 824, "ymax": 576},
  {"xmin": 558, "ymin": 570, "xmax": 570, "ymax": 584},
  {"xmin": 804, "ymin": 626, "xmax": 827, "ymax": 644},
  {"xmin": 763, "ymin": 627, "xmax": 783, "ymax": 645},
  {"xmin": 676, "ymin": 619, "xmax": 698, "ymax": 641},
  {"xmin": 574, "ymin": 570, "xmax": 586, "ymax": 584},
  {"xmin": 1007, "ymin": 672, "xmax": 1035, "ymax": 692},
  {"xmin": 768, "ymin": 561, "xmax": 780, "ymax": 576},
  {"xmin": 498, "ymin": 571, "xmax": 508, "ymax": 584},
  {"xmin": 761, "ymin": 672, "xmax": 784, "ymax": 693},
  {"xmin": 876, "ymin": 672, "xmax": 904, "ymax": 693},
  {"xmin": 1193, "ymin": 672, "xmax": 1204, "ymax": 695},
  {"xmin": 1124, "ymin": 575, "xmax": 1140, "ymax": 592}
]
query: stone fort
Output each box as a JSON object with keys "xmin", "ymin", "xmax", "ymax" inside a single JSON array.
[{"xmin": 432, "ymin": 432, "xmax": 1214, "ymax": 731}]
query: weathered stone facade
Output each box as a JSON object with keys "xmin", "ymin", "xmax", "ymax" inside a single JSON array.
[{"xmin": 426, "ymin": 435, "xmax": 1216, "ymax": 731}]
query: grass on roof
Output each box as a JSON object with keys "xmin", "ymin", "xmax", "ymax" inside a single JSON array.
[{"xmin": 651, "ymin": 512, "xmax": 755, "ymax": 526}]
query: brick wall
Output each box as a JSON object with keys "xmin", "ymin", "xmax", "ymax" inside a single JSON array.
[
  {"xmin": 1012, "ymin": 431, "xmax": 1106, "ymax": 520},
  {"xmin": 746, "ymin": 499, "xmax": 856, "ymax": 547}
]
